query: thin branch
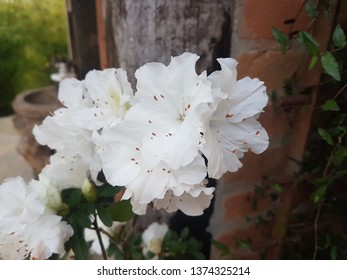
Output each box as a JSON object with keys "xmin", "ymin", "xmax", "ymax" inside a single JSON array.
[
  {"xmin": 312, "ymin": 202, "xmax": 322, "ymax": 259},
  {"xmin": 333, "ymin": 83, "xmax": 347, "ymax": 100},
  {"xmin": 93, "ymin": 211, "xmax": 108, "ymax": 260}
]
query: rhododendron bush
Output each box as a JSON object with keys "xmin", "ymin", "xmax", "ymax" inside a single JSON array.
[{"xmin": 0, "ymin": 53, "xmax": 269, "ymax": 259}]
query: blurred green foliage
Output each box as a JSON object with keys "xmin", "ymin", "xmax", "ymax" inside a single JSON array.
[{"xmin": 0, "ymin": 0, "xmax": 68, "ymax": 116}]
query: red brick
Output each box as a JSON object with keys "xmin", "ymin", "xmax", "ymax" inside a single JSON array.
[
  {"xmin": 260, "ymin": 102, "xmax": 291, "ymax": 138},
  {"xmin": 224, "ymin": 190, "xmax": 274, "ymax": 219},
  {"xmin": 236, "ymin": 50, "xmax": 306, "ymax": 94},
  {"xmin": 238, "ymin": 0, "xmax": 310, "ymax": 40}
]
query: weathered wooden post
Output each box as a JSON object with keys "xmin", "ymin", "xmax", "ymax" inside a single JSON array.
[{"xmin": 97, "ymin": 0, "xmax": 234, "ymax": 82}]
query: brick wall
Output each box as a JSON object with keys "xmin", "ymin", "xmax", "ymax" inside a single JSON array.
[{"xmin": 210, "ymin": 0, "xmax": 320, "ymax": 259}]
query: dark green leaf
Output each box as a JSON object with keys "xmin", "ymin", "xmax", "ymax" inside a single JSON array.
[
  {"xmin": 312, "ymin": 185, "xmax": 327, "ymax": 203},
  {"xmin": 272, "ymin": 27, "xmax": 289, "ymax": 54},
  {"xmin": 235, "ymin": 238, "xmax": 252, "ymax": 250},
  {"xmin": 321, "ymin": 52, "xmax": 341, "ymax": 81},
  {"xmin": 312, "ymin": 176, "xmax": 331, "ymax": 187},
  {"xmin": 297, "ymin": 32, "xmax": 320, "ymax": 56},
  {"xmin": 180, "ymin": 227, "xmax": 189, "ymax": 240},
  {"xmin": 96, "ymin": 205, "xmax": 113, "ymax": 227},
  {"xmin": 333, "ymin": 147, "xmax": 347, "ymax": 166},
  {"xmin": 305, "ymin": 1, "xmax": 319, "ymax": 18},
  {"xmin": 337, "ymin": 126, "xmax": 347, "ymax": 134},
  {"xmin": 146, "ymin": 251, "xmax": 156, "ymax": 259},
  {"xmin": 271, "ymin": 91, "xmax": 277, "ymax": 102},
  {"xmin": 97, "ymin": 184, "xmax": 121, "ymax": 199},
  {"xmin": 309, "ymin": 55, "xmax": 319, "ymax": 69},
  {"xmin": 80, "ymin": 202, "xmax": 95, "ymax": 215},
  {"xmin": 318, "ymin": 128, "xmax": 334, "ymax": 146},
  {"xmin": 192, "ymin": 252, "xmax": 205, "ymax": 260},
  {"xmin": 211, "ymin": 239, "xmax": 228, "ymax": 251},
  {"xmin": 330, "ymin": 246, "xmax": 337, "ymax": 260},
  {"xmin": 68, "ymin": 226, "xmax": 90, "ymax": 260},
  {"xmin": 322, "ymin": 100, "xmax": 340, "ymax": 111},
  {"xmin": 107, "ymin": 200, "xmax": 135, "ymax": 222},
  {"xmin": 72, "ymin": 211, "xmax": 92, "ymax": 228},
  {"xmin": 333, "ymin": 24, "xmax": 346, "ymax": 48},
  {"xmin": 67, "ymin": 189, "xmax": 82, "ymax": 208},
  {"xmin": 270, "ymin": 183, "xmax": 282, "ymax": 193}
]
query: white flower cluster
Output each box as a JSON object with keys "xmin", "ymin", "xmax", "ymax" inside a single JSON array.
[
  {"xmin": 0, "ymin": 176, "xmax": 73, "ymax": 259},
  {"xmin": 33, "ymin": 52, "xmax": 269, "ymax": 216},
  {"xmin": 0, "ymin": 52, "xmax": 268, "ymax": 260}
]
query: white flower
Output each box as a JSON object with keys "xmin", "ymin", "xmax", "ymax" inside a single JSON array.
[
  {"xmin": 40, "ymin": 152, "xmax": 92, "ymax": 190},
  {"xmin": 23, "ymin": 214, "xmax": 73, "ymax": 260},
  {"xmin": 202, "ymin": 58, "xmax": 269, "ymax": 179},
  {"xmin": 59, "ymin": 68, "xmax": 133, "ymax": 130},
  {"xmin": 97, "ymin": 126, "xmax": 208, "ymax": 214},
  {"xmin": 33, "ymin": 68, "xmax": 134, "ymax": 187},
  {"xmin": 0, "ymin": 177, "xmax": 45, "ymax": 226},
  {"xmin": 0, "ymin": 177, "xmax": 73, "ymax": 259},
  {"xmin": 33, "ymin": 110, "xmax": 102, "ymax": 186},
  {"xmin": 141, "ymin": 222, "xmax": 168, "ymax": 258},
  {"xmin": 125, "ymin": 52, "xmax": 213, "ymax": 169}
]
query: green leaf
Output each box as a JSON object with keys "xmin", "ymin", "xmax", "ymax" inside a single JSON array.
[
  {"xmin": 309, "ymin": 55, "xmax": 319, "ymax": 69},
  {"xmin": 297, "ymin": 32, "xmax": 320, "ymax": 56},
  {"xmin": 107, "ymin": 200, "xmax": 135, "ymax": 222},
  {"xmin": 180, "ymin": 227, "xmax": 189, "ymax": 240},
  {"xmin": 330, "ymin": 246, "xmax": 337, "ymax": 260},
  {"xmin": 312, "ymin": 176, "xmax": 331, "ymax": 187},
  {"xmin": 332, "ymin": 147, "xmax": 347, "ymax": 166},
  {"xmin": 211, "ymin": 240, "xmax": 231, "ymax": 256},
  {"xmin": 322, "ymin": 100, "xmax": 340, "ymax": 111},
  {"xmin": 235, "ymin": 238, "xmax": 252, "ymax": 250},
  {"xmin": 96, "ymin": 205, "xmax": 113, "ymax": 227},
  {"xmin": 272, "ymin": 27, "xmax": 289, "ymax": 54},
  {"xmin": 97, "ymin": 184, "xmax": 121, "ymax": 199},
  {"xmin": 67, "ymin": 189, "xmax": 82, "ymax": 208},
  {"xmin": 318, "ymin": 128, "xmax": 334, "ymax": 146},
  {"xmin": 72, "ymin": 211, "xmax": 92, "ymax": 228},
  {"xmin": 321, "ymin": 52, "xmax": 341, "ymax": 81},
  {"xmin": 305, "ymin": 0, "xmax": 319, "ymax": 18},
  {"xmin": 270, "ymin": 183, "xmax": 282, "ymax": 193},
  {"xmin": 312, "ymin": 185, "xmax": 327, "ymax": 203},
  {"xmin": 333, "ymin": 24, "xmax": 346, "ymax": 48},
  {"xmin": 68, "ymin": 225, "xmax": 90, "ymax": 260},
  {"xmin": 146, "ymin": 251, "xmax": 156, "ymax": 259}
]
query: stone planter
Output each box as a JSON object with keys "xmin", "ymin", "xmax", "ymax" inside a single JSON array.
[{"xmin": 12, "ymin": 86, "xmax": 62, "ymax": 177}]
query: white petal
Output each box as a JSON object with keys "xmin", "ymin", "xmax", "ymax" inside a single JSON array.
[
  {"xmin": 227, "ymin": 77, "xmax": 268, "ymax": 122},
  {"xmin": 58, "ymin": 77, "xmax": 89, "ymax": 108},
  {"xmin": 141, "ymin": 120, "xmax": 202, "ymax": 168},
  {"xmin": 209, "ymin": 58, "xmax": 238, "ymax": 91},
  {"xmin": 131, "ymin": 52, "xmax": 213, "ymax": 168},
  {"xmin": 153, "ymin": 187, "xmax": 214, "ymax": 216},
  {"xmin": 41, "ymin": 153, "xmax": 90, "ymax": 190},
  {"xmin": 125, "ymin": 167, "xmax": 169, "ymax": 204},
  {"xmin": 97, "ymin": 126, "xmax": 142, "ymax": 187}
]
